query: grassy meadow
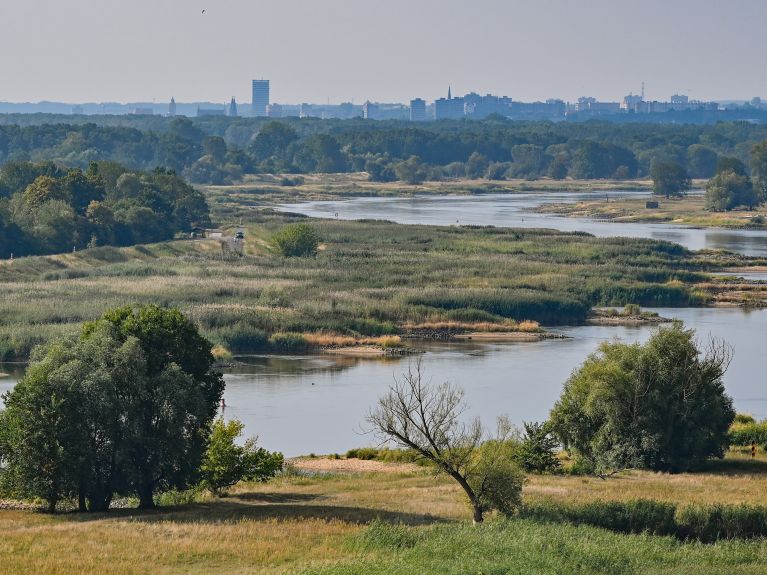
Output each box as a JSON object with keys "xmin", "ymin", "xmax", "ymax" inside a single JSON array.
[
  {"xmin": 0, "ymin": 208, "xmax": 752, "ymax": 361},
  {"xmin": 2, "ymin": 452, "xmax": 767, "ymax": 574}
]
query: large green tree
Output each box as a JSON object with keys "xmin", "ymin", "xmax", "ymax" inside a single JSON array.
[
  {"xmin": 0, "ymin": 306, "xmax": 225, "ymax": 512},
  {"xmin": 549, "ymin": 323, "xmax": 734, "ymax": 473},
  {"xmin": 705, "ymin": 170, "xmax": 758, "ymax": 212},
  {"xmin": 651, "ymin": 162, "xmax": 691, "ymax": 198},
  {"xmin": 92, "ymin": 305, "xmax": 225, "ymax": 508}
]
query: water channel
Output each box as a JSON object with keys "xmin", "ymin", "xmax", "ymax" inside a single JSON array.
[{"xmin": 2, "ymin": 192, "xmax": 766, "ymax": 456}]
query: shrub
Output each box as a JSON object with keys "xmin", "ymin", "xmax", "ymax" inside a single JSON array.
[
  {"xmin": 271, "ymin": 223, "xmax": 320, "ymax": 257},
  {"xmin": 269, "ymin": 332, "xmax": 309, "ymax": 352},
  {"xmin": 513, "ymin": 422, "xmax": 561, "ymax": 474},
  {"xmin": 728, "ymin": 420, "xmax": 767, "ymax": 447},
  {"xmin": 200, "ymin": 418, "xmax": 283, "ymax": 497},
  {"xmin": 213, "ymin": 322, "xmax": 268, "ymax": 352}
]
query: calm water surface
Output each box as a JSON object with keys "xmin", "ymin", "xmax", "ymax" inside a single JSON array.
[
  {"xmin": 2, "ymin": 309, "xmax": 764, "ymax": 457},
  {"xmin": 277, "ymin": 192, "xmax": 767, "ymax": 257},
  {"xmin": 4, "ymin": 194, "xmax": 766, "ymax": 456}
]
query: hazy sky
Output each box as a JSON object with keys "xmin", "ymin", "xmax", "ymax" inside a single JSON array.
[{"xmin": 2, "ymin": 0, "xmax": 766, "ymax": 104}]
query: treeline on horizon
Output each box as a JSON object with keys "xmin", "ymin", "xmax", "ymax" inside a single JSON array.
[
  {"xmin": 0, "ymin": 160, "xmax": 210, "ymax": 258},
  {"xmin": 2, "ymin": 116, "xmax": 767, "ymax": 185}
]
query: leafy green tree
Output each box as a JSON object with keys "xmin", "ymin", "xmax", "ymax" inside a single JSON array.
[
  {"xmin": 199, "ymin": 419, "xmax": 283, "ymax": 496},
  {"xmin": 466, "ymin": 152, "xmax": 490, "ymax": 179},
  {"xmin": 716, "ymin": 156, "xmax": 748, "ymax": 176},
  {"xmin": 296, "ymin": 134, "xmax": 347, "ymax": 173},
  {"xmin": 686, "ymin": 145, "xmax": 719, "ymax": 179},
  {"xmin": 750, "ymin": 140, "xmax": 767, "ymax": 202},
  {"xmin": 510, "ymin": 145, "xmax": 545, "ymax": 179},
  {"xmin": 651, "ymin": 162, "xmax": 691, "ymax": 198},
  {"xmin": 549, "ymin": 323, "xmax": 734, "ymax": 473},
  {"xmin": 365, "ymin": 157, "xmax": 397, "ymax": 182},
  {"xmin": 0, "ymin": 325, "xmax": 145, "ymax": 512},
  {"xmin": 60, "ymin": 168, "xmax": 105, "ymax": 214},
  {"xmin": 271, "ymin": 223, "xmax": 320, "ymax": 257},
  {"xmin": 91, "ymin": 305, "xmax": 225, "ymax": 508},
  {"xmin": 705, "ymin": 171, "xmax": 758, "ymax": 212},
  {"xmin": 394, "ymin": 155, "xmax": 429, "ymax": 185},
  {"xmin": 513, "ymin": 422, "xmax": 561, "ymax": 474},
  {"xmin": 202, "ymin": 136, "xmax": 228, "ymax": 164},
  {"xmin": 249, "ymin": 122, "xmax": 299, "ymax": 161}
]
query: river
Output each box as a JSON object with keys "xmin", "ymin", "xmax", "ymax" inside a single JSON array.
[
  {"xmin": 277, "ymin": 191, "xmax": 767, "ymax": 257},
  {"xmin": 2, "ymin": 192, "xmax": 766, "ymax": 456},
  {"xmin": 4, "ymin": 308, "xmax": 764, "ymax": 457}
]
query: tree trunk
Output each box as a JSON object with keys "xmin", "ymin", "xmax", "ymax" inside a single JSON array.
[
  {"xmin": 472, "ymin": 504, "xmax": 484, "ymax": 524},
  {"xmin": 138, "ymin": 486, "xmax": 155, "ymax": 510},
  {"xmin": 78, "ymin": 491, "xmax": 87, "ymax": 512},
  {"xmin": 46, "ymin": 498, "xmax": 57, "ymax": 514}
]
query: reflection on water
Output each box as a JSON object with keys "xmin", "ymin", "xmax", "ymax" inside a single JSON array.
[
  {"xmin": 3, "ymin": 312, "xmax": 766, "ymax": 457},
  {"xmin": 278, "ymin": 193, "xmax": 767, "ymax": 257}
]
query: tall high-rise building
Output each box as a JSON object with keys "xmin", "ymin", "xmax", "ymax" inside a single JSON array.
[
  {"xmin": 228, "ymin": 97, "xmax": 238, "ymax": 117},
  {"xmin": 362, "ymin": 100, "xmax": 379, "ymax": 120},
  {"xmin": 168, "ymin": 97, "xmax": 177, "ymax": 117},
  {"xmin": 409, "ymin": 98, "xmax": 426, "ymax": 121},
  {"xmin": 252, "ymin": 79, "xmax": 270, "ymax": 117}
]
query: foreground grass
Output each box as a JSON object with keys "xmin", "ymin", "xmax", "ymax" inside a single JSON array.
[
  {"xmin": 3, "ymin": 453, "xmax": 767, "ymax": 574},
  {"xmin": 537, "ymin": 194, "xmax": 767, "ymax": 229},
  {"xmin": 0, "ymin": 210, "xmax": 754, "ymax": 360}
]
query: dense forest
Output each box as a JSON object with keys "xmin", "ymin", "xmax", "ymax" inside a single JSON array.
[
  {"xmin": 0, "ymin": 160, "xmax": 210, "ymax": 258},
  {"xmin": 2, "ymin": 116, "xmax": 767, "ymax": 185}
]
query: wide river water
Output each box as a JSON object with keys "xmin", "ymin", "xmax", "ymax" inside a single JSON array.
[
  {"xmin": 277, "ymin": 191, "xmax": 767, "ymax": 257},
  {"xmin": 2, "ymin": 191, "xmax": 766, "ymax": 456}
]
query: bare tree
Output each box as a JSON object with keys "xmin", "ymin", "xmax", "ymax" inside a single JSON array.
[{"xmin": 367, "ymin": 359, "xmax": 524, "ymax": 523}]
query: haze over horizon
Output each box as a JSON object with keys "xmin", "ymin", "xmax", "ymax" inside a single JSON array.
[{"xmin": 2, "ymin": 0, "xmax": 767, "ymax": 105}]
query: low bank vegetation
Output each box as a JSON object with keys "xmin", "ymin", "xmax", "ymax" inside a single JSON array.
[{"xmin": 0, "ymin": 214, "xmax": 743, "ymax": 361}]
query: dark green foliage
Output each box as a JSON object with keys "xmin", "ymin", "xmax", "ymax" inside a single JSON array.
[
  {"xmin": 651, "ymin": 161, "xmax": 691, "ymax": 198},
  {"xmin": 0, "ymin": 306, "xmax": 224, "ymax": 512},
  {"xmin": 85, "ymin": 305, "xmax": 225, "ymax": 509},
  {"xmin": 271, "ymin": 223, "xmax": 320, "ymax": 257},
  {"xmin": 513, "ymin": 422, "xmax": 561, "ymax": 474},
  {"xmin": 394, "ymin": 155, "xmax": 428, "ymax": 184},
  {"xmin": 705, "ymin": 170, "xmax": 758, "ymax": 211},
  {"xmin": 408, "ymin": 289, "xmax": 590, "ymax": 324},
  {"xmin": 728, "ymin": 421, "xmax": 767, "ymax": 447},
  {"xmin": 199, "ymin": 418, "xmax": 283, "ymax": 496},
  {"xmin": 1, "ymin": 161, "xmax": 210, "ymax": 257},
  {"xmin": 268, "ymin": 332, "xmax": 309, "ymax": 352},
  {"xmin": 715, "ymin": 156, "xmax": 748, "ymax": 176},
  {"xmin": 550, "ymin": 323, "xmax": 735, "ymax": 472}
]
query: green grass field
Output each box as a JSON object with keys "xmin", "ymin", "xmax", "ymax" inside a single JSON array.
[{"xmin": 2, "ymin": 452, "xmax": 767, "ymax": 575}]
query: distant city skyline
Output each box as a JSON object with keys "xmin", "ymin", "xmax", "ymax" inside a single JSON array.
[{"xmin": 2, "ymin": 0, "xmax": 767, "ymax": 104}]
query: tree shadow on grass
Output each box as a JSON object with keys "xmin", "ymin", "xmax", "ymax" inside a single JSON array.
[
  {"xmin": 59, "ymin": 492, "xmax": 448, "ymax": 527},
  {"xmin": 695, "ymin": 457, "xmax": 767, "ymax": 475}
]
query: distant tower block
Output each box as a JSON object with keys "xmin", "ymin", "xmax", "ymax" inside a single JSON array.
[
  {"xmin": 251, "ymin": 79, "xmax": 270, "ymax": 117},
  {"xmin": 228, "ymin": 97, "xmax": 238, "ymax": 117},
  {"xmin": 410, "ymin": 98, "xmax": 426, "ymax": 121},
  {"xmin": 168, "ymin": 97, "xmax": 177, "ymax": 117}
]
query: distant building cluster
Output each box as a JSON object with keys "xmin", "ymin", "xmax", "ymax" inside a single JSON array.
[{"xmin": 17, "ymin": 78, "xmax": 760, "ymax": 121}]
